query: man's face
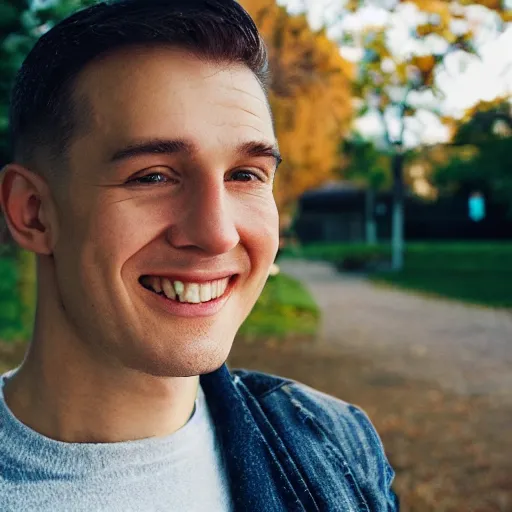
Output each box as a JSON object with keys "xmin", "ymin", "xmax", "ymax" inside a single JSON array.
[{"xmin": 50, "ymin": 47, "xmax": 279, "ymax": 376}]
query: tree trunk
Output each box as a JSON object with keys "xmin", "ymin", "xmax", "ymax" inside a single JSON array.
[
  {"xmin": 391, "ymin": 150, "xmax": 404, "ymax": 271},
  {"xmin": 365, "ymin": 188, "xmax": 377, "ymax": 245}
]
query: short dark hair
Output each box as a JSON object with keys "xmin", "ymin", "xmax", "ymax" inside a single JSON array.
[{"xmin": 9, "ymin": 0, "xmax": 269, "ymax": 169}]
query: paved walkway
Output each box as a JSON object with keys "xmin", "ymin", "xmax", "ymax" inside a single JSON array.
[{"xmin": 280, "ymin": 260, "xmax": 512, "ymax": 404}]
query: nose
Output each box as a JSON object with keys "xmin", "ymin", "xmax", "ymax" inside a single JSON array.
[{"xmin": 166, "ymin": 177, "xmax": 240, "ymax": 255}]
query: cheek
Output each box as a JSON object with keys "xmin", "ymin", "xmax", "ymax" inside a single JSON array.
[
  {"xmin": 90, "ymin": 197, "xmax": 173, "ymax": 262},
  {"xmin": 237, "ymin": 194, "xmax": 279, "ymax": 263}
]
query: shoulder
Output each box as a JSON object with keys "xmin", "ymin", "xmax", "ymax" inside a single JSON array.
[
  {"xmin": 232, "ymin": 368, "xmax": 398, "ymax": 510},
  {"xmin": 232, "ymin": 367, "xmax": 381, "ymax": 441}
]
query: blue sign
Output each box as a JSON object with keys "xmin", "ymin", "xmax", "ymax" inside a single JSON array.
[{"xmin": 468, "ymin": 194, "xmax": 486, "ymax": 222}]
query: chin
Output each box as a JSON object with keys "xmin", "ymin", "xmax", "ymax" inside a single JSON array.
[{"xmin": 124, "ymin": 334, "xmax": 233, "ymax": 378}]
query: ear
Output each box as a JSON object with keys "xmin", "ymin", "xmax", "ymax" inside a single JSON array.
[{"xmin": 0, "ymin": 164, "xmax": 56, "ymax": 255}]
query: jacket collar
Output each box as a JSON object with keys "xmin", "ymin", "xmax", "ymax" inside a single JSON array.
[{"xmin": 200, "ymin": 363, "xmax": 307, "ymax": 512}]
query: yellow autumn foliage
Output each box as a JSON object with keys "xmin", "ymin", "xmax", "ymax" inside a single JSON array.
[
  {"xmin": 409, "ymin": 0, "xmax": 508, "ymax": 19},
  {"xmin": 240, "ymin": 0, "xmax": 354, "ymax": 212}
]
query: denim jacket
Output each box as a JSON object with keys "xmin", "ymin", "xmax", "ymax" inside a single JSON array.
[{"xmin": 201, "ymin": 364, "xmax": 399, "ymax": 512}]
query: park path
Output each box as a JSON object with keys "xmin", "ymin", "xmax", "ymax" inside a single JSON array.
[{"xmin": 279, "ymin": 259, "xmax": 512, "ymax": 405}]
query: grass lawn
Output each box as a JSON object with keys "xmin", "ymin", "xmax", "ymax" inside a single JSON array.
[
  {"xmin": 281, "ymin": 242, "xmax": 391, "ymax": 263},
  {"xmin": 238, "ymin": 272, "xmax": 320, "ymax": 339},
  {"xmin": 284, "ymin": 241, "xmax": 512, "ymax": 309},
  {"xmin": 372, "ymin": 269, "xmax": 512, "ymax": 308},
  {"xmin": 0, "ymin": 255, "xmax": 29, "ymax": 342}
]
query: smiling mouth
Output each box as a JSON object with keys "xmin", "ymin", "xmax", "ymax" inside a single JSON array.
[{"xmin": 139, "ymin": 275, "xmax": 236, "ymax": 304}]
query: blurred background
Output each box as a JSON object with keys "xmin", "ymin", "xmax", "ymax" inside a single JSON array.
[{"xmin": 1, "ymin": 0, "xmax": 512, "ymax": 510}]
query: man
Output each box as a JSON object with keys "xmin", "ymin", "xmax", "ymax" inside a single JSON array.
[{"xmin": 0, "ymin": 0, "xmax": 398, "ymax": 510}]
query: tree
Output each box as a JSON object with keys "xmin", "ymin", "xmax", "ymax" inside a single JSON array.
[
  {"xmin": 333, "ymin": 0, "xmax": 510, "ymax": 269},
  {"xmin": 453, "ymin": 98, "xmax": 512, "ymax": 145},
  {"xmin": 0, "ymin": 0, "xmax": 98, "ymax": 167},
  {"xmin": 241, "ymin": 0, "xmax": 354, "ymax": 213}
]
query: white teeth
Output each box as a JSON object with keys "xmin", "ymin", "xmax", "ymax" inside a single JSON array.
[
  {"xmin": 218, "ymin": 279, "xmax": 228, "ymax": 296},
  {"xmin": 200, "ymin": 282, "xmax": 212, "ymax": 302},
  {"xmin": 144, "ymin": 276, "xmax": 231, "ymax": 303},
  {"xmin": 184, "ymin": 283, "xmax": 201, "ymax": 303},
  {"xmin": 174, "ymin": 281, "xmax": 185, "ymax": 301},
  {"xmin": 161, "ymin": 278, "xmax": 176, "ymax": 300}
]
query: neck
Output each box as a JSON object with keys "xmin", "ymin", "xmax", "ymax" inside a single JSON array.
[{"xmin": 4, "ymin": 301, "xmax": 199, "ymax": 444}]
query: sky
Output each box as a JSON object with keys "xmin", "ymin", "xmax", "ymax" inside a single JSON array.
[{"xmin": 277, "ymin": 0, "xmax": 512, "ymax": 147}]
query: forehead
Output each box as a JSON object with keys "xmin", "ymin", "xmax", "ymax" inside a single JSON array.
[{"xmin": 73, "ymin": 46, "xmax": 274, "ymax": 158}]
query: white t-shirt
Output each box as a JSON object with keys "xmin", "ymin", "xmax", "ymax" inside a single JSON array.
[{"xmin": 0, "ymin": 369, "xmax": 233, "ymax": 511}]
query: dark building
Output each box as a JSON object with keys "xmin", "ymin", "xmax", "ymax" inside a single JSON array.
[{"xmin": 294, "ymin": 183, "xmax": 512, "ymax": 244}]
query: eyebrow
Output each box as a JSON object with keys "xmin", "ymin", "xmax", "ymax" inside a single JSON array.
[{"xmin": 109, "ymin": 138, "xmax": 282, "ymax": 167}]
